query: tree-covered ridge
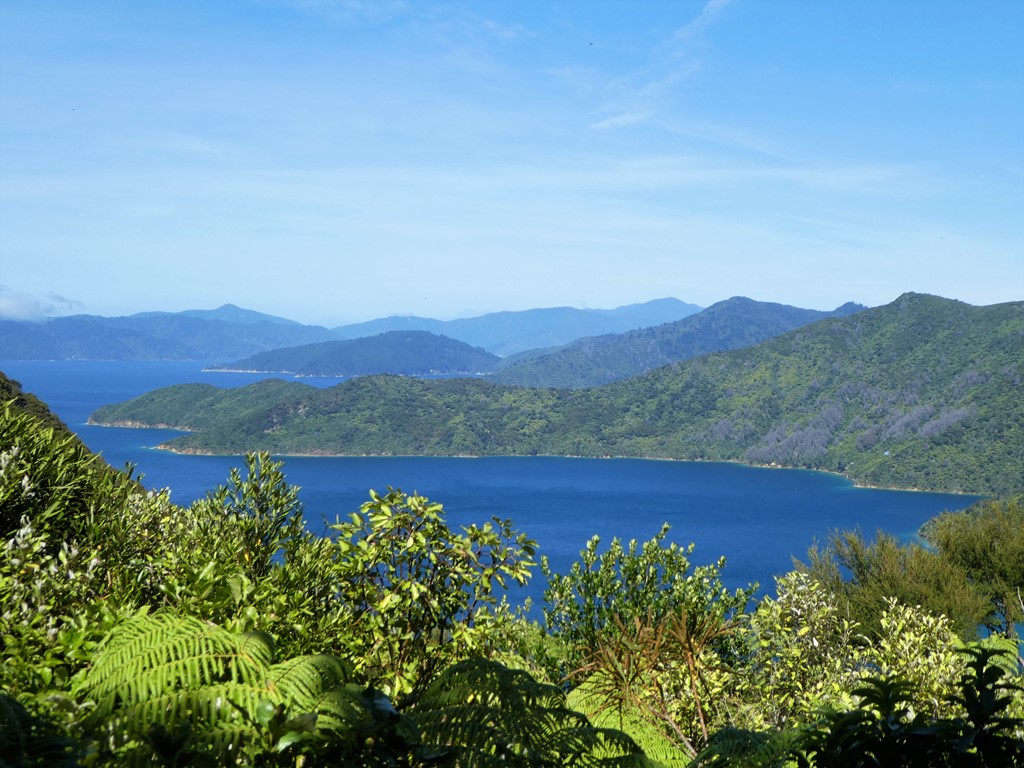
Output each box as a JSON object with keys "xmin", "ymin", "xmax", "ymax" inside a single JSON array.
[
  {"xmin": 590, "ymin": 292, "xmax": 1024, "ymax": 493},
  {"xmin": 492, "ymin": 297, "xmax": 865, "ymax": 388},
  {"xmin": 90, "ymin": 294, "xmax": 1024, "ymax": 494},
  {"xmin": 209, "ymin": 331, "xmax": 502, "ymax": 377}
]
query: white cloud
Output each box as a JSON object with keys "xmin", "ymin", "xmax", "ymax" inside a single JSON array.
[{"xmin": 0, "ymin": 286, "xmax": 85, "ymax": 320}]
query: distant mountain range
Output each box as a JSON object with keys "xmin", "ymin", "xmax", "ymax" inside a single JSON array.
[
  {"xmin": 208, "ymin": 331, "xmax": 502, "ymax": 377},
  {"xmin": 90, "ymin": 294, "xmax": 1024, "ymax": 495},
  {"xmin": 132, "ymin": 305, "xmax": 307, "ymax": 326},
  {"xmin": 0, "ymin": 305, "xmax": 337, "ymax": 360},
  {"xmin": 203, "ymin": 297, "xmax": 861, "ymax": 382},
  {"xmin": 0, "ymin": 298, "xmax": 701, "ymax": 361},
  {"xmin": 331, "ymin": 297, "xmax": 703, "ymax": 356}
]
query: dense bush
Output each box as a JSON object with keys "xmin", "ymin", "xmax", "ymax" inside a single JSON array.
[
  {"xmin": 925, "ymin": 494, "xmax": 1024, "ymax": 638},
  {"xmin": 798, "ymin": 529, "xmax": 991, "ymax": 640}
]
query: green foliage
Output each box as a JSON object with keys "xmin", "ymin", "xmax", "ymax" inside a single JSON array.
[
  {"xmin": 738, "ymin": 572, "xmax": 865, "ymax": 731},
  {"xmin": 413, "ymin": 657, "xmax": 649, "ymax": 767},
  {"xmin": 0, "ymin": 514, "xmax": 124, "ymax": 707},
  {"xmin": 575, "ymin": 610, "xmax": 743, "ymax": 758},
  {"xmin": 691, "ymin": 726, "xmax": 804, "ymax": 768},
  {"xmin": 738, "ymin": 576, "xmax": 986, "ymax": 732},
  {"xmin": 192, "ymin": 453, "xmax": 306, "ymax": 581},
  {"xmin": 10, "ymin": 365, "xmax": 1024, "ymax": 766},
  {"xmin": 798, "ymin": 529, "xmax": 991, "ymax": 640},
  {"xmin": 543, "ymin": 524, "xmax": 755, "ymax": 673},
  {"xmin": 80, "ymin": 612, "xmax": 429, "ymax": 767},
  {"xmin": 925, "ymin": 494, "xmax": 1024, "ymax": 638},
  {"xmin": 329, "ymin": 488, "xmax": 536, "ymax": 702},
  {"xmin": 1, "ymin": 399, "xmax": 134, "ymax": 540},
  {"xmin": 543, "ymin": 525, "xmax": 755, "ymax": 757},
  {"xmin": 868, "ymin": 599, "xmax": 967, "ymax": 720},
  {"xmin": 797, "ymin": 646, "xmax": 1024, "ymax": 767},
  {"xmin": 570, "ymin": 693, "xmax": 690, "ymax": 768},
  {"xmin": 695, "ymin": 646, "xmax": 1024, "ymax": 767},
  {"xmin": 0, "ymin": 399, "xmax": 143, "ymax": 710}
]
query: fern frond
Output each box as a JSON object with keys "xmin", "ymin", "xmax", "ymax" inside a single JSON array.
[
  {"xmin": 81, "ymin": 612, "xmax": 378, "ymax": 764},
  {"xmin": 692, "ymin": 726, "xmax": 804, "ymax": 768},
  {"xmin": 86, "ymin": 613, "xmax": 273, "ymax": 724},
  {"xmin": 266, "ymin": 654, "xmax": 350, "ymax": 706},
  {"xmin": 570, "ymin": 681, "xmax": 690, "ymax": 767},
  {"xmin": 414, "ymin": 657, "xmax": 650, "ymax": 767}
]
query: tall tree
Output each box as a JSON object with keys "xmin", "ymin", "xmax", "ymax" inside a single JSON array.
[
  {"xmin": 798, "ymin": 530, "xmax": 991, "ymax": 640},
  {"xmin": 925, "ymin": 495, "xmax": 1024, "ymax": 640}
]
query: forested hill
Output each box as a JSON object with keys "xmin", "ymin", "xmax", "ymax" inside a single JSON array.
[
  {"xmin": 492, "ymin": 297, "xmax": 865, "ymax": 388},
  {"xmin": 208, "ymin": 331, "xmax": 502, "ymax": 377},
  {"xmin": 90, "ymin": 294, "xmax": 1024, "ymax": 495}
]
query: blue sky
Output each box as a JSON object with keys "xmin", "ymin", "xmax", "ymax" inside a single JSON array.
[{"xmin": 1, "ymin": 0, "xmax": 1022, "ymax": 325}]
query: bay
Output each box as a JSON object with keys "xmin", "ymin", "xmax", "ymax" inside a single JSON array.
[{"xmin": 1, "ymin": 359, "xmax": 981, "ymax": 609}]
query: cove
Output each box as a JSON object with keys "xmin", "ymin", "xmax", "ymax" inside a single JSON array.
[{"xmin": 1, "ymin": 360, "xmax": 982, "ymax": 608}]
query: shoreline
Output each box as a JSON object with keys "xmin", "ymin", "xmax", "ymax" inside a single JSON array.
[{"xmin": 88, "ymin": 419, "xmax": 986, "ymax": 497}]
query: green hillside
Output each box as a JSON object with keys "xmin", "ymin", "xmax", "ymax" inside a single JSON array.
[{"xmin": 90, "ymin": 294, "xmax": 1024, "ymax": 494}]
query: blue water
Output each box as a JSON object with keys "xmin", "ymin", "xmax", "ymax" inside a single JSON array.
[{"xmin": 1, "ymin": 360, "xmax": 982, "ymax": 610}]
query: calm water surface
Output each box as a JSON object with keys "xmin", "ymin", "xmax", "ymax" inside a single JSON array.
[{"xmin": 1, "ymin": 360, "xmax": 981, "ymax": 608}]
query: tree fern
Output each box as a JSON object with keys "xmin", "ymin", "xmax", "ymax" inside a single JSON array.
[
  {"xmin": 691, "ymin": 727, "xmax": 805, "ymax": 768},
  {"xmin": 79, "ymin": 612, "xmax": 421, "ymax": 766},
  {"xmin": 413, "ymin": 657, "xmax": 650, "ymax": 767},
  {"xmin": 569, "ymin": 684, "xmax": 690, "ymax": 768}
]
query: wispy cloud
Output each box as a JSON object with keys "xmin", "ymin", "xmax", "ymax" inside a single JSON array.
[
  {"xmin": 0, "ymin": 285, "xmax": 85, "ymax": 320},
  {"xmin": 589, "ymin": 111, "xmax": 651, "ymax": 131},
  {"xmin": 671, "ymin": 0, "xmax": 734, "ymax": 45},
  {"xmin": 588, "ymin": 0, "xmax": 734, "ymax": 132}
]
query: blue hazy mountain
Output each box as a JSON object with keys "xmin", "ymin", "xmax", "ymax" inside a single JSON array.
[
  {"xmin": 1, "ymin": 298, "xmax": 702, "ymax": 360},
  {"xmin": 132, "ymin": 303, "xmax": 306, "ymax": 326},
  {"xmin": 0, "ymin": 305, "xmax": 337, "ymax": 360},
  {"xmin": 332, "ymin": 297, "xmax": 703, "ymax": 356}
]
